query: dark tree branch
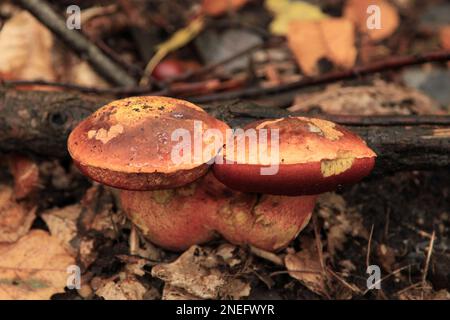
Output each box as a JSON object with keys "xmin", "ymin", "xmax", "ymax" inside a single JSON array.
[
  {"xmin": 0, "ymin": 90, "xmax": 449, "ymax": 177},
  {"xmin": 15, "ymin": 0, "xmax": 137, "ymax": 87}
]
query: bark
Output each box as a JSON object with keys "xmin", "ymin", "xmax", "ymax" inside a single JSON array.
[{"xmin": 0, "ymin": 90, "xmax": 449, "ymax": 176}]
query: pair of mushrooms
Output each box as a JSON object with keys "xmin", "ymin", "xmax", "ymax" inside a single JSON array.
[{"xmin": 68, "ymin": 96, "xmax": 376, "ymax": 252}]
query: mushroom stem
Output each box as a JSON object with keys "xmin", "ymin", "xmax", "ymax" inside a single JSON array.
[{"xmin": 119, "ymin": 173, "xmax": 317, "ymax": 252}]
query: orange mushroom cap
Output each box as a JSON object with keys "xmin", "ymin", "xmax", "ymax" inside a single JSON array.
[
  {"xmin": 213, "ymin": 117, "xmax": 376, "ymax": 195},
  {"xmin": 68, "ymin": 96, "xmax": 230, "ymax": 190}
]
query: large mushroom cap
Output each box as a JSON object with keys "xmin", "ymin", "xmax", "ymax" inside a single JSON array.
[
  {"xmin": 68, "ymin": 96, "xmax": 229, "ymax": 190},
  {"xmin": 213, "ymin": 116, "xmax": 376, "ymax": 195}
]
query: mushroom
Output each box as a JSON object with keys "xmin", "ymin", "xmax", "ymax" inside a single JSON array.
[
  {"xmin": 67, "ymin": 96, "xmax": 315, "ymax": 252},
  {"xmin": 68, "ymin": 98, "xmax": 375, "ymax": 253},
  {"xmin": 211, "ymin": 116, "xmax": 376, "ymax": 250},
  {"xmin": 67, "ymin": 96, "xmax": 229, "ymax": 250},
  {"xmin": 213, "ymin": 117, "xmax": 376, "ymax": 195},
  {"xmin": 68, "ymin": 96, "xmax": 229, "ymax": 191}
]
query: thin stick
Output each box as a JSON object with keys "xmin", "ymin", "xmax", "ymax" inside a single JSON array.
[
  {"xmin": 327, "ymin": 268, "xmax": 362, "ymax": 294},
  {"xmin": 421, "ymin": 230, "xmax": 436, "ymax": 297},
  {"xmin": 15, "ymin": 0, "xmax": 136, "ymax": 87},
  {"xmin": 190, "ymin": 50, "xmax": 450, "ymax": 103},
  {"xmin": 312, "ymin": 213, "xmax": 326, "ymax": 274},
  {"xmin": 269, "ymin": 270, "xmax": 322, "ymax": 277},
  {"xmin": 362, "ymin": 264, "xmax": 413, "ymax": 295},
  {"xmin": 4, "ymin": 50, "xmax": 449, "ymax": 100},
  {"xmin": 249, "ymin": 245, "xmax": 284, "ymax": 266},
  {"xmin": 366, "ymin": 224, "xmax": 375, "ymax": 269}
]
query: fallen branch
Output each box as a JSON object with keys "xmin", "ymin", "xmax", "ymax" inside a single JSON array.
[
  {"xmin": 0, "ymin": 90, "xmax": 448, "ymax": 177},
  {"xmin": 190, "ymin": 50, "xmax": 450, "ymax": 103},
  {"xmin": 3, "ymin": 50, "xmax": 450, "ymax": 100},
  {"xmin": 15, "ymin": 0, "xmax": 137, "ymax": 87}
]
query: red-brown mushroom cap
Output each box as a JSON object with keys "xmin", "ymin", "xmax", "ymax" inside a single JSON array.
[
  {"xmin": 68, "ymin": 96, "xmax": 230, "ymax": 190},
  {"xmin": 213, "ymin": 116, "xmax": 376, "ymax": 195}
]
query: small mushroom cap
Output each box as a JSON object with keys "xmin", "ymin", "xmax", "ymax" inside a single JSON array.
[
  {"xmin": 213, "ymin": 117, "xmax": 376, "ymax": 195},
  {"xmin": 68, "ymin": 96, "xmax": 229, "ymax": 190}
]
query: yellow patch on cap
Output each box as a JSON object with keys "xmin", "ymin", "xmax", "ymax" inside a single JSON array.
[
  {"xmin": 320, "ymin": 155, "xmax": 355, "ymax": 177},
  {"xmin": 87, "ymin": 124, "xmax": 124, "ymax": 144},
  {"xmin": 307, "ymin": 118, "xmax": 343, "ymax": 141}
]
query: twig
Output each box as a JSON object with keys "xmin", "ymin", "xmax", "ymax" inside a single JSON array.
[
  {"xmin": 249, "ymin": 245, "xmax": 284, "ymax": 266},
  {"xmin": 164, "ymin": 39, "xmax": 280, "ymax": 83},
  {"xmin": 327, "ymin": 268, "xmax": 362, "ymax": 294},
  {"xmin": 4, "ymin": 49, "xmax": 449, "ymax": 100},
  {"xmin": 366, "ymin": 224, "xmax": 375, "ymax": 269},
  {"xmin": 189, "ymin": 50, "xmax": 450, "ymax": 103},
  {"xmin": 269, "ymin": 270, "xmax": 322, "ymax": 277},
  {"xmin": 15, "ymin": 0, "xmax": 136, "ymax": 87},
  {"xmin": 396, "ymin": 282, "xmax": 423, "ymax": 296},
  {"xmin": 362, "ymin": 264, "xmax": 413, "ymax": 295},
  {"xmin": 421, "ymin": 230, "xmax": 436, "ymax": 298},
  {"xmin": 312, "ymin": 213, "xmax": 326, "ymax": 274}
]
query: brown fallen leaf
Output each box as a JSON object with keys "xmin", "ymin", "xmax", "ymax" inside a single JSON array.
[
  {"xmin": 152, "ymin": 245, "xmax": 251, "ymax": 300},
  {"xmin": 162, "ymin": 284, "xmax": 201, "ymax": 300},
  {"xmin": 316, "ymin": 193, "xmax": 368, "ymax": 257},
  {"xmin": 116, "ymin": 255, "xmax": 152, "ymax": 277},
  {"xmin": 0, "ymin": 184, "xmax": 36, "ymax": 243},
  {"xmin": 343, "ymin": 0, "xmax": 399, "ymax": 42},
  {"xmin": 41, "ymin": 204, "xmax": 82, "ymax": 255},
  {"xmin": 285, "ymin": 236, "xmax": 328, "ymax": 297},
  {"xmin": 8, "ymin": 155, "xmax": 40, "ymax": 200},
  {"xmin": 202, "ymin": 0, "xmax": 248, "ymax": 17},
  {"xmin": 0, "ymin": 11, "xmax": 55, "ymax": 83},
  {"xmin": 288, "ymin": 81, "xmax": 439, "ymax": 115},
  {"xmin": 287, "ymin": 18, "xmax": 357, "ymax": 76},
  {"xmin": 95, "ymin": 273, "xmax": 148, "ymax": 300},
  {"xmin": 0, "ymin": 230, "xmax": 75, "ymax": 300}
]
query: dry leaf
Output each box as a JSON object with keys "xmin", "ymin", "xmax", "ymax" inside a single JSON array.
[
  {"xmin": 117, "ymin": 255, "xmax": 151, "ymax": 277},
  {"xmin": 287, "ymin": 18, "xmax": 357, "ymax": 76},
  {"xmin": 344, "ymin": 0, "xmax": 399, "ymax": 42},
  {"xmin": 0, "ymin": 185, "xmax": 36, "ymax": 243},
  {"xmin": 78, "ymin": 237, "xmax": 97, "ymax": 269},
  {"xmin": 215, "ymin": 243, "xmax": 242, "ymax": 267},
  {"xmin": 288, "ymin": 81, "xmax": 439, "ymax": 114},
  {"xmin": 162, "ymin": 284, "xmax": 201, "ymax": 300},
  {"xmin": 0, "ymin": 11, "xmax": 55, "ymax": 82},
  {"xmin": 202, "ymin": 0, "xmax": 247, "ymax": 17},
  {"xmin": 285, "ymin": 237, "xmax": 328, "ymax": 297},
  {"xmin": 8, "ymin": 155, "xmax": 40, "ymax": 200},
  {"xmin": 265, "ymin": 0, "xmax": 327, "ymax": 35},
  {"xmin": 95, "ymin": 274, "xmax": 147, "ymax": 300},
  {"xmin": 68, "ymin": 60, "xmax": 109, "ymax": 88},
  {"xmin": 0, "ymin": 230, "xmax": 75, "ymax": 300},
  {"xmin": 317, "ymin": 193, "xmax": 368, "ymax": 257},
  {"xmin": 41, "ymin": 204, "xmax": 82, "ymax": 255},
  {"xmin": 152, "ymin": 245, "xmax": 250, "ymax": 300}
]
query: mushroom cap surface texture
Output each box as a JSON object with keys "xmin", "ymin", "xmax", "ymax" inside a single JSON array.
[
  {"xmin": 68, "ymin": 96, "xmax": 229, "ymax": 190},
  {"xmin": 213, "ymin": 117, "xmax": 376, "ymax": 195},
  {"xmin": 120, "ymin": 172, "xmax": 316, "ymax": 252}
]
